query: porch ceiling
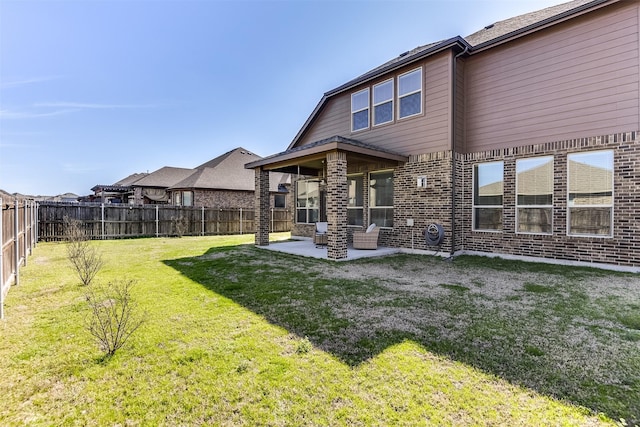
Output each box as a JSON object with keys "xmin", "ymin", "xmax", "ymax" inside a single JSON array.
[{"xmin": 245, "ymin": 135, "xmax": 408, "ymax": 173}]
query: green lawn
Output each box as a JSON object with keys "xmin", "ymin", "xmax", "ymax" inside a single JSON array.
[{"xmin": 1, "ymin": 235, "xmax": 638, "ymax": 426}]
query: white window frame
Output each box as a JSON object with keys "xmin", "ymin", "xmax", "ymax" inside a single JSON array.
[
  {"xmin": 351, "ymin": 88, "xmax": 370, "ymax": 132},
  {"xmin": 369, "ymin": 169, "xmax": 394, "ymax": 228},
  {"xmin": 173, "ymin": 191, "xmax": 193, "ymax": 207},
  {"xmin": 516, "ymin": 156, "xmax": 553, "ymax": 235},
  {"xmin": 347, "ymin": 174, "xmax": 364, "ymax": 226},
  {"xmin": 472, "ymin": 161, "xmax": 504, "ymax": 232},
  {"xmin": 373, "ymin": 79, "xmax": 394, "ymax": 126},
  {"xmin": 398, "ymin": 67, "xmax": 422, "ymax": 119},
  {"xmin": 295, "ymin": 179, "xmax": 320, "ymax": 224},
  {"xmin": 567, "ymin": 150, "xmax": 614, "ymax": 238}
]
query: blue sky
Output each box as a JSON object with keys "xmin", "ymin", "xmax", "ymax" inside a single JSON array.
[{"xmin": 1, "ymin": 0, "xmax": 567, "ymax": 196}]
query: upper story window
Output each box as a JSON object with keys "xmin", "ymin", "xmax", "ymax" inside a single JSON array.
[
  {"xmin": 351, "ymin": 88, "xmax": 370, "ymax": 132},
  {"xmin": 398, "ymin": 68, "xmax": 422, "ymax": 119},
  {"xmin": 516, "ymin": 156, "xmax": 553, "ymax": 234},
  {"xmin": 373, "ymin": 79, "xmax": 393, "ymax": 126},
  {"xmin": 567, "ymin": 150, "xmax": 613, "ymax": 237},
  {"xmin": 473, "ymin": 161, "xmax": 503, "ymax": 231}
]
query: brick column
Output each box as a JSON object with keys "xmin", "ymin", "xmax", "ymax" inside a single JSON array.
[
  {"xmin": 255, "ymin": 167, "xmax": 270, "ymax": 246},
  {"xmin": 326, "ymin": 151, "xmax": 348, "ymax": 259}
]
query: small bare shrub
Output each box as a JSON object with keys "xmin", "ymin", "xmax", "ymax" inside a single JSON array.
[
  {"xmin": 171, "ymin": 215, "xmax": 189, "ymax": 237},
  {"xmin": 64, "ymin": 216, "xmax": 103, "ymax": 286},
  {"xmin": 85, "ymin": 279, "xmax": 145, "ymax": 356}
]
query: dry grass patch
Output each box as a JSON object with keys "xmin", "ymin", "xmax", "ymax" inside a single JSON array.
[{"xmin": 1, "ymin": 236, "xmax": 637, "ymax": 425}]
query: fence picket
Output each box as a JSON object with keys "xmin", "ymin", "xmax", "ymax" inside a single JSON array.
[
  {"xmin": 1, "ymin": 198, "xmax": 38, "ymax": 319},
  {"xmin": 37, "ymin": 203, "xmax": 291, "ymax": 241}
]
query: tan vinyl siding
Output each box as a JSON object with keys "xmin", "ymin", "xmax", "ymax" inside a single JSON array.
[
  {"xmin": 464, "ymin": 2, "xmax": 640, "ymax": 153},
  {"xmin": 297, "ymin": 51, "xmax": 453, "ymax": 155}
]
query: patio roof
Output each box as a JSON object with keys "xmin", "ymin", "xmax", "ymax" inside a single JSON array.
[{"xmin": 244, "ymin": 135, "xmax": 408, "ymax": 173}]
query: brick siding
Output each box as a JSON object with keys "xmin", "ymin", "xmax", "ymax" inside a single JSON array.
[
  {"xmin": 459, "ymin": 131, "xmax": 640, "ymax": 267},
  {"xmin": 284, "ymin": 131, "xmax": 640, "ymax": 267}
]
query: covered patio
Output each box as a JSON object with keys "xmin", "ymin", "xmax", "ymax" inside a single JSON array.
[
  {"xmin": 246, "ymin": 136, "xmax": 408, "ymax": 260},
  {"xmin": 258, "ymin": 238, "xmax": 401, "ymax": 261}
]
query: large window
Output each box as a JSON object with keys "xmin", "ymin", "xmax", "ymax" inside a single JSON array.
[
  {"xmin": 373, "ymin": 79, "xmax": 393, "ymax": 126},
  {"xmin": 369, "ymin": 171, "xmax": 393, "ymax": 228},
  {"xmin": 296, "ymin": 180, "xmax": 320, "ymax": 224},
  {"xmin": 473, "ymin": 162, "xmax": 503, "ymax": 231},
  {"xmin": 568, "ymin": 150, "xmax": 613, "ymax": 236},
  {"xmin": 347, "ymin": 175, "xmax": 364, "ymax": 226},
  {"xmin": 398, "ymin": 68, "xmax": 422, "ymax": 119},
  {"xmin": 351, "ymin": 88, "xmax": 370, "ymax": 132},
  {"xmin": 173, "ymin": 191, "xmax": 193, "ymax": 207},
  {"xmin": 516, "ymin": 157, "xmax": 553, "ymax": 234}
]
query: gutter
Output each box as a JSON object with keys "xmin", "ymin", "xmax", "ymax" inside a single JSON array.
[{"xmin": 450, "ymin": 45, "xmax": 469, "ymax": 258}]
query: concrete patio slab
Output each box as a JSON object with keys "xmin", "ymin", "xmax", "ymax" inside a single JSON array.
[{"xmin": 257, "ymin": 238, "xmax": 401, "ymax": 261}]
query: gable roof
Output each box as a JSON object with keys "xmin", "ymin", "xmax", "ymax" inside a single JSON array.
[
  {"xmin": 131, "ymin": 166, "xmax": 194, "ymax": 188},
  {"xmin": 247, "ymin": 135, "xmax": 408, "ymax": 172},
  {"xmin": 114, "ymin": 172, "xmax": 148, "ymax": 186},
  {"xmin": 195, "ymin": 147, "xmax": 261, "ymax": 169},
  {"xmin": 289, "ymin": 0, "xmax": 614, "ymax": 149},
  {"xmin": 171, "ymin": 147, "xmax": 289, "ymax": 192}
]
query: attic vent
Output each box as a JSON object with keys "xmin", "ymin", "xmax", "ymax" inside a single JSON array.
[
  {"xmin": 484, "ymin": 23, "xmax": 494, "ymax": 30},
  {"xmin": 399, "ymin": 51, "xmax": 410, "ymax": 57}
]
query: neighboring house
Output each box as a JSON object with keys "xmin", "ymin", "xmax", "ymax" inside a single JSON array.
[
  {"xmin": 130, "ymin": 166, "xmax": 195, "ymax": 205},
  {"xmin": 91, "ymin": 147, "xmax": 290, "ymax": 209},
  {"xmin": 90, "ymin": 172, "xmax": 148, "ymax": 204},
  {"xmin": 168, "ymin": 147, "xmax": 290, "ymax": 209},
  {"xmin": 247, "ymin": 0, "xmax": 640, "ymax": 269}
]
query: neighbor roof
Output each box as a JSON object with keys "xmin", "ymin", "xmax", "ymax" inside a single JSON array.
[
  {"xmin": 195, "ymin": 147, "xmax": 261, "ymax": 170},
  {"xmin": 131, "ymin": 166, "xmax": 194, "ymax": 188},
  {"xmin": 114, "ymin": 172, "xmax": 148, "ymax": 186},
  {"xmin": 171, "ymin": 147, "xmax": 288, "ymax": 192}
]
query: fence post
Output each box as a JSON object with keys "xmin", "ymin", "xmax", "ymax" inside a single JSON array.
[
  {"xmin": 201, "ymin": 206, "xmax": 205, "ymax": 236},
  {"xmin": 271, "ymin": 208, "xmax": 274, "ymax": 232},
  {"xmin": 240, "ymin": 208, "xmax": 243, "ymax": 235},
  {"xmin": 1, "ymin": 197, "xmax": 4, "ymax": 320},
  {"xmin": 155, "ymin": 205, "xmax": 159, "ymax": 237},
  {"xmin": 23, "ymin": 200, "xmax": 28, "ymax": 266},
  {"xmin": 14, "ymin": 198, "xmax": 19, "ymax": 286},
  {"xmin": 29, "ymin": 201, "xmax": 34, "ymax": 254},
  {"xmin": 35, "ymin": 202, "xmax": 39, "ymax": 245},
  {"xmin": 101, "ymin": 203, "xmax": 105, "ymax": 239}
]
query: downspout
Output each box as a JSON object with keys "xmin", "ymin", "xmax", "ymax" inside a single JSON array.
[{"xmin": 450, "ymin": 44, "xmax": 469, "ymax": 258}]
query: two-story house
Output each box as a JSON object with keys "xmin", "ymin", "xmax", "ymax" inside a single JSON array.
[{"xmin": 247, "ymin": 0, "xmax": 640, "ymax": 269}]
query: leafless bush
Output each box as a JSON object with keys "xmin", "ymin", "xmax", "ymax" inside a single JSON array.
[
  {"xmin": 171, "ymin": 215, "xmax": 189, "ymax": 237},
  {"xmin": 64, "ymin": 216, "xmax": 103, "ymax": 286},
  {"xmin": 85, "ymin": 279, "xmax": 145, "ymax": 356}
]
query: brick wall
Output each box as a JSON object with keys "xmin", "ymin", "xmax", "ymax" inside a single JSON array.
[
  {"xmin": 388, "ymin": 151, "xmax": 453, "ymax": 252},
  {"xmin": 459, "ymin": 131, "xmax": 640, "ymax": 267}
]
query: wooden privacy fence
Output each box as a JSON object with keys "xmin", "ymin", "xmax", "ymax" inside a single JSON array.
[
  {"xmin": 1, "ymin": 198, "xmax": 38, "ymax": 319},
  {"xmin": 37, "ymin": 203, "xmax": 291, "ymax": 241}
]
